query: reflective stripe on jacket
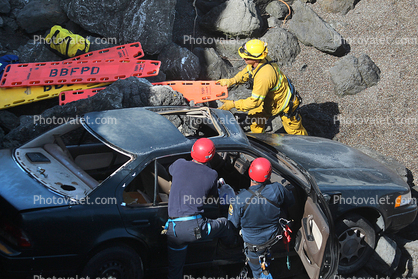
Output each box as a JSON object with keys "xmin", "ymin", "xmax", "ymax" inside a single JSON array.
[{"xmin": 230, "ymin": 58, "xmax": 292, "ymax": 115}]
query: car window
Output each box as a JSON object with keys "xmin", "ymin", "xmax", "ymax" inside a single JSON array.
[
  {"xmin": 123, "ymin": 163, "xmax": 156, "ymax": 206},
  {"xmin": 122, "ymin": 156, "xmax": 188, "ymax": 207},
  {"xmin": 151, "ymin": 107, "xmax": 223, "ymax": 138}
]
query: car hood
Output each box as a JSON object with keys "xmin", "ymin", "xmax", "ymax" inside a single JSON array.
[
  {"xmin": 0, "ymin": 149, "xmax": 70, "ymax": 212},
  {"xmin": 249, "ymin": 134, "xmax": 409, "ymax": 190}
]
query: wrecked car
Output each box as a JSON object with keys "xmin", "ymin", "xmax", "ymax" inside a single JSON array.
[{"xmin": 0, "ymin": 106, "xmax": 415, "ymax": 278}]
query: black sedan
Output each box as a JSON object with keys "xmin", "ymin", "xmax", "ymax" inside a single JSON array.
[{"xmin": 0, "ymin": 106, "xmax": 414, "ymax": 278}]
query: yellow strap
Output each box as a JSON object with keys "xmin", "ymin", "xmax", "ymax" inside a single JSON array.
[{"xmin": 277, "ymin": 87, "xmax": 292, "ymax": 114}]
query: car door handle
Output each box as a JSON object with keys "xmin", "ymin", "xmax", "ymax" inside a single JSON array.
[
  {"xmin": 132, "ymin": 220, "xmax": 150, "ymax": 227},
  {"xmin": 302, "ymin": 215, "xmax": 315, "ymax": 241}
]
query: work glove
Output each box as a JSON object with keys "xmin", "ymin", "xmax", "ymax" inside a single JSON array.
[
  {"xmin": 219, "ymin": 100, "xmax": 235, "ymax": 111},
  {"xmin": 217, "ymin": 79, "xmax": 235, "ymax": 88}
]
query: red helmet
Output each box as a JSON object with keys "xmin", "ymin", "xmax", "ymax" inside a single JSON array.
[
  {"xmin": 248, "ymin": 157, "xmax": 272, "ymax": 183},
  {"xmin": 191, "ymin": 138, "xmax": 216, "ymax": 163}
]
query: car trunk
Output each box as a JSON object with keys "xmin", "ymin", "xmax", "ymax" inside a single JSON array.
[{"xmin": 0, "ymin": 149, "xmax": 71, "ymax": 212}]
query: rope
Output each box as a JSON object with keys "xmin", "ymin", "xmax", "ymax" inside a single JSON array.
[
  {"xmin": 278, "ymin": 0, "xmax": 292, "ymax": 26},
  {"xmin": 192, "ymin": 0, "xmax": 198, "ymax": 51}
]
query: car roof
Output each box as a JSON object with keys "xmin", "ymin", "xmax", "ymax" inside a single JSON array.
[{"xmin": 81, "ymin": 108, "xmax": 190, "ymax": 155}]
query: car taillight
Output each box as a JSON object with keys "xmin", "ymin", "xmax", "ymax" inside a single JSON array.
[{"xmin": 0, "ymin": 220, "xmax": 31, "ymax": 248}]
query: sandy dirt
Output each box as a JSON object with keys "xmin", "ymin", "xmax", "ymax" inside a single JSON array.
[{"xmin": 279, "ymin": 0, "xmax": 418, "ymax": 184}]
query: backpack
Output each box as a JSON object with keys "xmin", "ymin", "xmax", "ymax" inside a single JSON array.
[
  {"xmin": 46, "ymin": 25, "xmax": 90, "ymax": 58},
  {"xmin": 0, "ymin": 54, "xmax": 19, "ymax": 77}
]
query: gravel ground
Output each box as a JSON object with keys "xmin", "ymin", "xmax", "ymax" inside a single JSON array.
[{"xmin": 280, "ymin": 0, "xmax": 418, "ymax": 185}]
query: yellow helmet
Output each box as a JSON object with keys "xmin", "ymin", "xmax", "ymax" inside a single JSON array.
[{"xmin": 238, "ymin": 39, "xmax": 268, "ymax": 60}]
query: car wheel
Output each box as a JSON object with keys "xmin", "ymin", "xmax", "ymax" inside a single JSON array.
[
  {"xmin": 336, "ymin": 213, "xmax": 376, "ymax": 274},
  {"xmin": 81, "ymin": 245, "xmax": 143, "ymax": 279}
]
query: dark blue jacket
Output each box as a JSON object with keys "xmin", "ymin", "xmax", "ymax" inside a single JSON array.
[
  {"xmin": 228, "ymin": 181, "xmax": 295, "ymax": 244},
  {"xmin": 168, "ymin": 159, "xmax": 218, "ymax": 218}
]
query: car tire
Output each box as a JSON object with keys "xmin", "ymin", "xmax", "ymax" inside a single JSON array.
[
  {"xmin": 336, "ymin": 213, "xmax": 376, "ymax": 274},
  {"xmin": 81, "ymin": 245, "xmax": 144, "ymax": 279}
]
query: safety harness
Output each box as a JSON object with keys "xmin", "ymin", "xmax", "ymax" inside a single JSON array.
[
  {"xmin": 161, "ymin": 214, "xmax": 203, "ymax": 237},
  {"xmin": 240, "ymin": 184, "xmax": 293, "ymax": 278},
  {"xmin": 245, "ymin": 61, "xmax": 302, "ymax": 120}
]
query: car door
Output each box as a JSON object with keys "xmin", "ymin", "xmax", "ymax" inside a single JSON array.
[
  {"xmin": 295, "ymin": 194, "xmax": 338, "ymax": 279},
  {"xmin": 118, "ymin": 158, "xmax": 220, "ymax": 269},
  {"xmin": 249, "ymin": 140, "xmax": 339, "ymax": 279}
]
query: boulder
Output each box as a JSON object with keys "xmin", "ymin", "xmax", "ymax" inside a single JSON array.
[
  {"xmin": 329, "ymin": 54, "xmax": 380, "ymax": 96},
  {"xmin": 329, "ymin": 55, "xmax": 365, "ymax": 95},
  {"xmin": 267, "ymin": 17, "xmax": 281, "ymax": 28},
  {"xmin": 357, "ymin": 54, "xmax": 381, "ymax": 87},
  {"xmin": 365, "ymin": 235, "xmax": 401, "ymax": 276},
  {"xmin": 148, "ymin": 85, "xmax": 189, "ymax": 107},
  {"xmin": 319, "ymin": 0, "xmax": 357, "ymax": 15},
  {"xmin": 0, "ymin": 0, "xmax": 10, "ymax": 14},
  {"xmin": 17, "ymin": 41, "xmax": 62, "ymax": 63},
  {"xmin": 158, "ymin": 43, "xmax": 201, "ymax": 80},
  {"xmin": 16, "ymin": 0, "xmax": 68, "ymax": 33},
  {"xmin": 260, "ymin": 27, "xmax": 300, "ymax": 67},
  {"xmin": 199, "ymin": 0, "xmax": 264, "ymax": 37},
  {"xmin": 60, "ymin": 0, "xmax": 176, "ymax": 55},
  {"xmin": 265, "ymin": 0, "xmax": 290, "ymax": 19},
  {"xmin": 393, "ymin": 238, "xmax": 418, "ymax": 278},
  {"xmin": 9, "ymin": 0, "xmax": 27, "ymax": 10},
  {"xmin": 192, "ymin": 47, "xmax": 234, "ymax": 80},
  {"xmin": 288, "ymin": 0, "xmax": 345, "ymax": 54},
  {"xmin": 100, "ymin": 76, "xmax": 188, "ymax": 108},
  {"xmin": 212, "ymin": 38, "xmax": 248, "ymax": 67},
  {"xmin": 87, "ymin": 36, "xmax": 117, "ymax": 52},
  {"xmin": 195, "ymin": 0, "xmax": 226, "ymax": 13},
  {"xmin": 2, "ymin": 16, "xmax": 18, "ymax": 32},
  {"xmin": 0, "ymin": 110, "xmax": 19, "ymax": 132},
  {"xmin": 172, "ymin": 0, "xmax": 215, "ymax": 48}
]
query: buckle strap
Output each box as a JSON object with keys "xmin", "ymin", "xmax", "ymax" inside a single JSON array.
[
  {"xmin": 168, "ymin": 214, "xmax": 201, "ymax": 220},
  {"xmin": 164, "ymin": 215, "xmax": 202, "ymax": 237},
  {"xmin": 245, "ymin": 233, "xmax": 282, "ymax": 252}
]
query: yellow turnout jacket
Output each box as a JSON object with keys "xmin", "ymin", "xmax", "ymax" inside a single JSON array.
[{"xmin": 230, "ymin": 58, "xmax": 292, "ymax": 116}]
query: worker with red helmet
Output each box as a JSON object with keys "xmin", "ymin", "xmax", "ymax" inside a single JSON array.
[
  {"xmin": 217, "ymin": 39, "xmax": 307, "ymax": 135},
  {"xmin": 164, "ymin": 138, "xmax": 235, "ymax": 279},
  {"xmin": 228, "ymin": 157, "xmax": 295, "ymax": 278}
]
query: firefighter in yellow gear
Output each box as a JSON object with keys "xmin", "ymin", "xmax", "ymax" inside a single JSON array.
[{"xmin": 217, "ymin": 39, "xmax": 308, "ymax": 135}]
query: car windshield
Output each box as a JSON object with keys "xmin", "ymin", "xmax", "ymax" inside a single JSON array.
[{"xmin": 14, "ymin": 120, "xmax": 132, "ymax": 200}]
